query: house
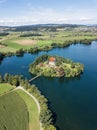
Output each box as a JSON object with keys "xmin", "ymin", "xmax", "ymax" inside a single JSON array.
[{"xmin": 49, "ymin": 57, "xmax": 56, "ymax": 66}]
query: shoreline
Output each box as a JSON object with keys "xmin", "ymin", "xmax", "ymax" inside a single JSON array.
[{"xmin": 0, "ymin": 39, "xmax": 96, "ymax": 55}]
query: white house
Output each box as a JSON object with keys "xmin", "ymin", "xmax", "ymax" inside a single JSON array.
[{"xmin": 49, "ymin": 57, "xmax": 56, "ymax": 66}]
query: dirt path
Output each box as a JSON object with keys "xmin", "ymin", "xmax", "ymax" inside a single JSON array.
[
  {"xmin": 15, "ymin": 86, "xmax": 42, "ymax": 130},
  {"xmin": 16, "ymin": 86, "xmax": 40, "ymax": 113},
  {"xmin": 0, "ymin": 86, "xmax": 42, "ymax": 130}
]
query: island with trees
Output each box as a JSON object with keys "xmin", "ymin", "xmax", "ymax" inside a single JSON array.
[{"xmin": 29, "ymin": 54, "xmax": 84, "ymax": 77}]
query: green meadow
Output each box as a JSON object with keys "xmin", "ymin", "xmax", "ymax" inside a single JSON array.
[
  {"xmin": 0, "ymin": 83, "xmax": 14, "ymax": 95},
  {"xmin": 16, "ymin": 89, "xmax": 40, "ymax": 130},
  {"xmin": 0, "ymin": 91, "xmax": 29, "ymax": 130},
  {"xmin": 0, "ymin": 84, "xmax": 40, "ymax": 130},
  {"xmin": 0, "ymin": 27, "xmax": 97, "ymax": 53}
]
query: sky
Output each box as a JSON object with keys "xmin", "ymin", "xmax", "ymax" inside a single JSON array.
[{"xmin": 0, "ymin": 0, "xmax": 97, "ymax": 26}]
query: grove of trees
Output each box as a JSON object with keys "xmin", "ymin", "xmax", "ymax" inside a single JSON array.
[{"xmin": 29, "ymin": 54, "xmax": 84, "ymax": 78}]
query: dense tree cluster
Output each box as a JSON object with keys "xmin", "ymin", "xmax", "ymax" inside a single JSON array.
[
  {"xmin": 28, "ymin": 46, "xmax": 39, "ymax": 53},
  {"xmin": 51, "ymin": 39, "xmax": 93, "ymax": 48},
  {"xmin": 16, "ymin": 48, "xmax": 25, "ymax": 56},
  {"xmin": 0, "ymin": 32, "xmax": 9, "ymax": 36},
  {"xmin": 0, "ymin": 53, "xmax": 5, "ymax": 63},
  {"xmin": 0, "ymin": 42, "xmax": 8, "ymax": 46},
  {"xmin": 20, "ymin": 33, "xmax": 43, "ymax": 37},
  {"xmin": 3, "ymin": 74, "xmax": 23, "ymax": 86}
]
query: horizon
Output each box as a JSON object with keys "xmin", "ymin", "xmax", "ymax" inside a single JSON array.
[
  {"xmin": 0, "ymin": 23, "xmax": 96, "ymax": 28},
  {"xmin": 0, "ymin": 23, "xmax": 95, "ymax": 28},
  {"xmin": 1, "ymin": 22, "xmax": 97, "ymax": 27},
  {"xmin": 0, "ymin": 0, "xmax": 97, "ymax": 26}
]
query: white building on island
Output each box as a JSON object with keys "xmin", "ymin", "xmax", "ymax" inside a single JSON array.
[{"xmin": 49, "ymin": 57, "xmax": 56, "ymax": 67}]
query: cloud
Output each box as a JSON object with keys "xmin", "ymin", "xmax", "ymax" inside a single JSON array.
[
  {"xmin": 80, "ymin": 17, "xmax": 92, "ymax": 21},
  {"xmin": 0, "ymin": 7, "xmax": 97, "ymax": 26}
]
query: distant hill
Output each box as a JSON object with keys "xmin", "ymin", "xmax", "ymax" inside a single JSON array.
[
  {"xmin": 0, "ymin": 26, "xmax": 16, "ymax": 32},
  {"xmin": 13, "ymin": 24, "xmax": 84, "ymax": 31},
  {"xmin": 0, "ymin": 23, "xmax": 97, "ymax": 32},
  {"xmin": 0, "ymin": 24, "xmax": 85, "ymax": 32}
]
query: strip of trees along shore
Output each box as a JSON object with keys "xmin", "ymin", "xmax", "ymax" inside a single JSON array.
[
  {"xmin": 0, "ymin": 74, "xmax": 56, "ymax": 130},
  {"xmin": 0, "ymin": 38, "xmax": 95, "ymax": 58}
]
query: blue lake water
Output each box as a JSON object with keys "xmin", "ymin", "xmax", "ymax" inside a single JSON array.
[{"xmin": 0, "ymin": 41, "xmax": 97, "ymax": 130}]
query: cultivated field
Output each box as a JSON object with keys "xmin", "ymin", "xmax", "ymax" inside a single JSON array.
[
  {"xmin": 14, "ymin": 39, "xmax": 37, "ymax": 46},
  {"xmin": 0, "ymin": 26, "xmax": 97, "ymax": 53},
  {"xmin": 0, "ymin": 84, "xmax": 40, "ymax": 130},
  {"xmin": 0, "ymin": 45, "xmax": 6, "ymax": 48},
  {"xmin": 16, "ymin": 89, "xmax": 40, "ymax": 130},
  {"xmin": 0, "ymin": 91, "xmax": 29, "ymax": 130},
  {"xmin": 0, "ymin": 83, "xmax": 14, "ymax": 95}
]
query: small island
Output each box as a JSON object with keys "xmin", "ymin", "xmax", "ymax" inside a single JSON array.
[{"xmin": 29, "ymin": 54, "xmax": 84, "ymax": 77}]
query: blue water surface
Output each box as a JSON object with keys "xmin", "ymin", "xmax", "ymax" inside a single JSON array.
[{"xmin": 0, "ymin": 41, "xmax": 97, "ymax": 130}]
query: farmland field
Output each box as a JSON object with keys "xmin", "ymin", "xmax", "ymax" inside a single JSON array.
[
  {"xmin": 14, "ymin": 39, "xmax": 37, "ymax": 46},
  {"xmin": 0, "ymin": 83, "xmax": 14, "ymax": 95},
  {"xmin": 0, "ymin": 91, "xmax": 29, "ymax": 130},
  {"xmin": 0, "ymin": 84, "xmax": 40, "ymax": 130},
  {"xmin": 1, "ymin": 26, "xmax": 97, "ymax": 53},
  {"xmin": 16, "ymin": 89, "xmax": 40, "ymax": 130}
]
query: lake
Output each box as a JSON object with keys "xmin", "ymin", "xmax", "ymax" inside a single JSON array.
[{"xmin": 0, "ymin": 41, "xmax": 97, "ymax": 130}]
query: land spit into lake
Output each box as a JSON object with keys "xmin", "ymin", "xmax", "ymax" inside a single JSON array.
[
  {"xmin": 0, "ymin": 75, "xmax": 56, "ymax": 130},
  {"xmin": 29, "ymin": 54, "xmax": 84, "ymax": 77}
]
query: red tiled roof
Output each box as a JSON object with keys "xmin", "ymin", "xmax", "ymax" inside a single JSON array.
[{"xmin": 49, "ymin": 57, "xmax": 56, "ymax": 62}]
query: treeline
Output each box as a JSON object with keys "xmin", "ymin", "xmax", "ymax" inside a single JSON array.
[
  {"xmin": 0, "ymin": 74, "xmax": 56, "ymax": 130},
  {"xmin": 0, "ymin": 38, "xmax": 96, "ymax": 62},
  {"xmin": 20, "ymin": 33, "xmax": 43, "ymax": 37},
  {"xmin": 0, "ymin": 49, "xmax": 26, "ymax": 63},
  {"xmin": 51, "ymin": 39, "xmax": 94, "ymax": 48},
  {"xmin": 29, "ymin": 54, "xmax": 78, "ymax": 66},
  {"xmin": 11, "ymin": 24, "xmax": 81, "ymax": 32},
  {"xmin": 0, "ymin": 45, "xmax": 52, "ymax": 63},
  {"xmin": 0, "ymin": 42, "xmax": 8, "ymax": 46},
  {"xmin": 0, "ymin": 32, "xmax": 9, "ymax": 36}
]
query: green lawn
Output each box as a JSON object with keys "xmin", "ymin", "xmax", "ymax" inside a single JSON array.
[
  {"xmin": 0, "ymin": 84, "xmax": 40, "ymax": 130},
  {"xmin": 3, "ymin": 39, "xmax": 25, "ymax": 49},
  {"xmin": 16, "ymin": 89, "xmax": 40, "ymax": 130},
  {"xmin": 0, "ymin": 91, "xmax": 29, "ymax": 130},
  {"xmin": 0, "ymin": 83, "xmax": 14, "ymax": 95}
]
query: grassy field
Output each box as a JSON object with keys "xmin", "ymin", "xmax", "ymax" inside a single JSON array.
[
  {"xmin": 16, "ymin": 89, "xmax": 40, "ymax": 130},
  {"xmin": 0, "ymin": 84, "xmax": 40, "ymax": 130},
  {"xmin": 0, "ymin": 91, "xmax": 29, "ymax": 130},
  {"xmin": 0, "ymin": 27, "xmax": 97, "ymax": 53},
  {"xmin": 0, "ymin": 83, "xmax": 14, "ymax": 95}
]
